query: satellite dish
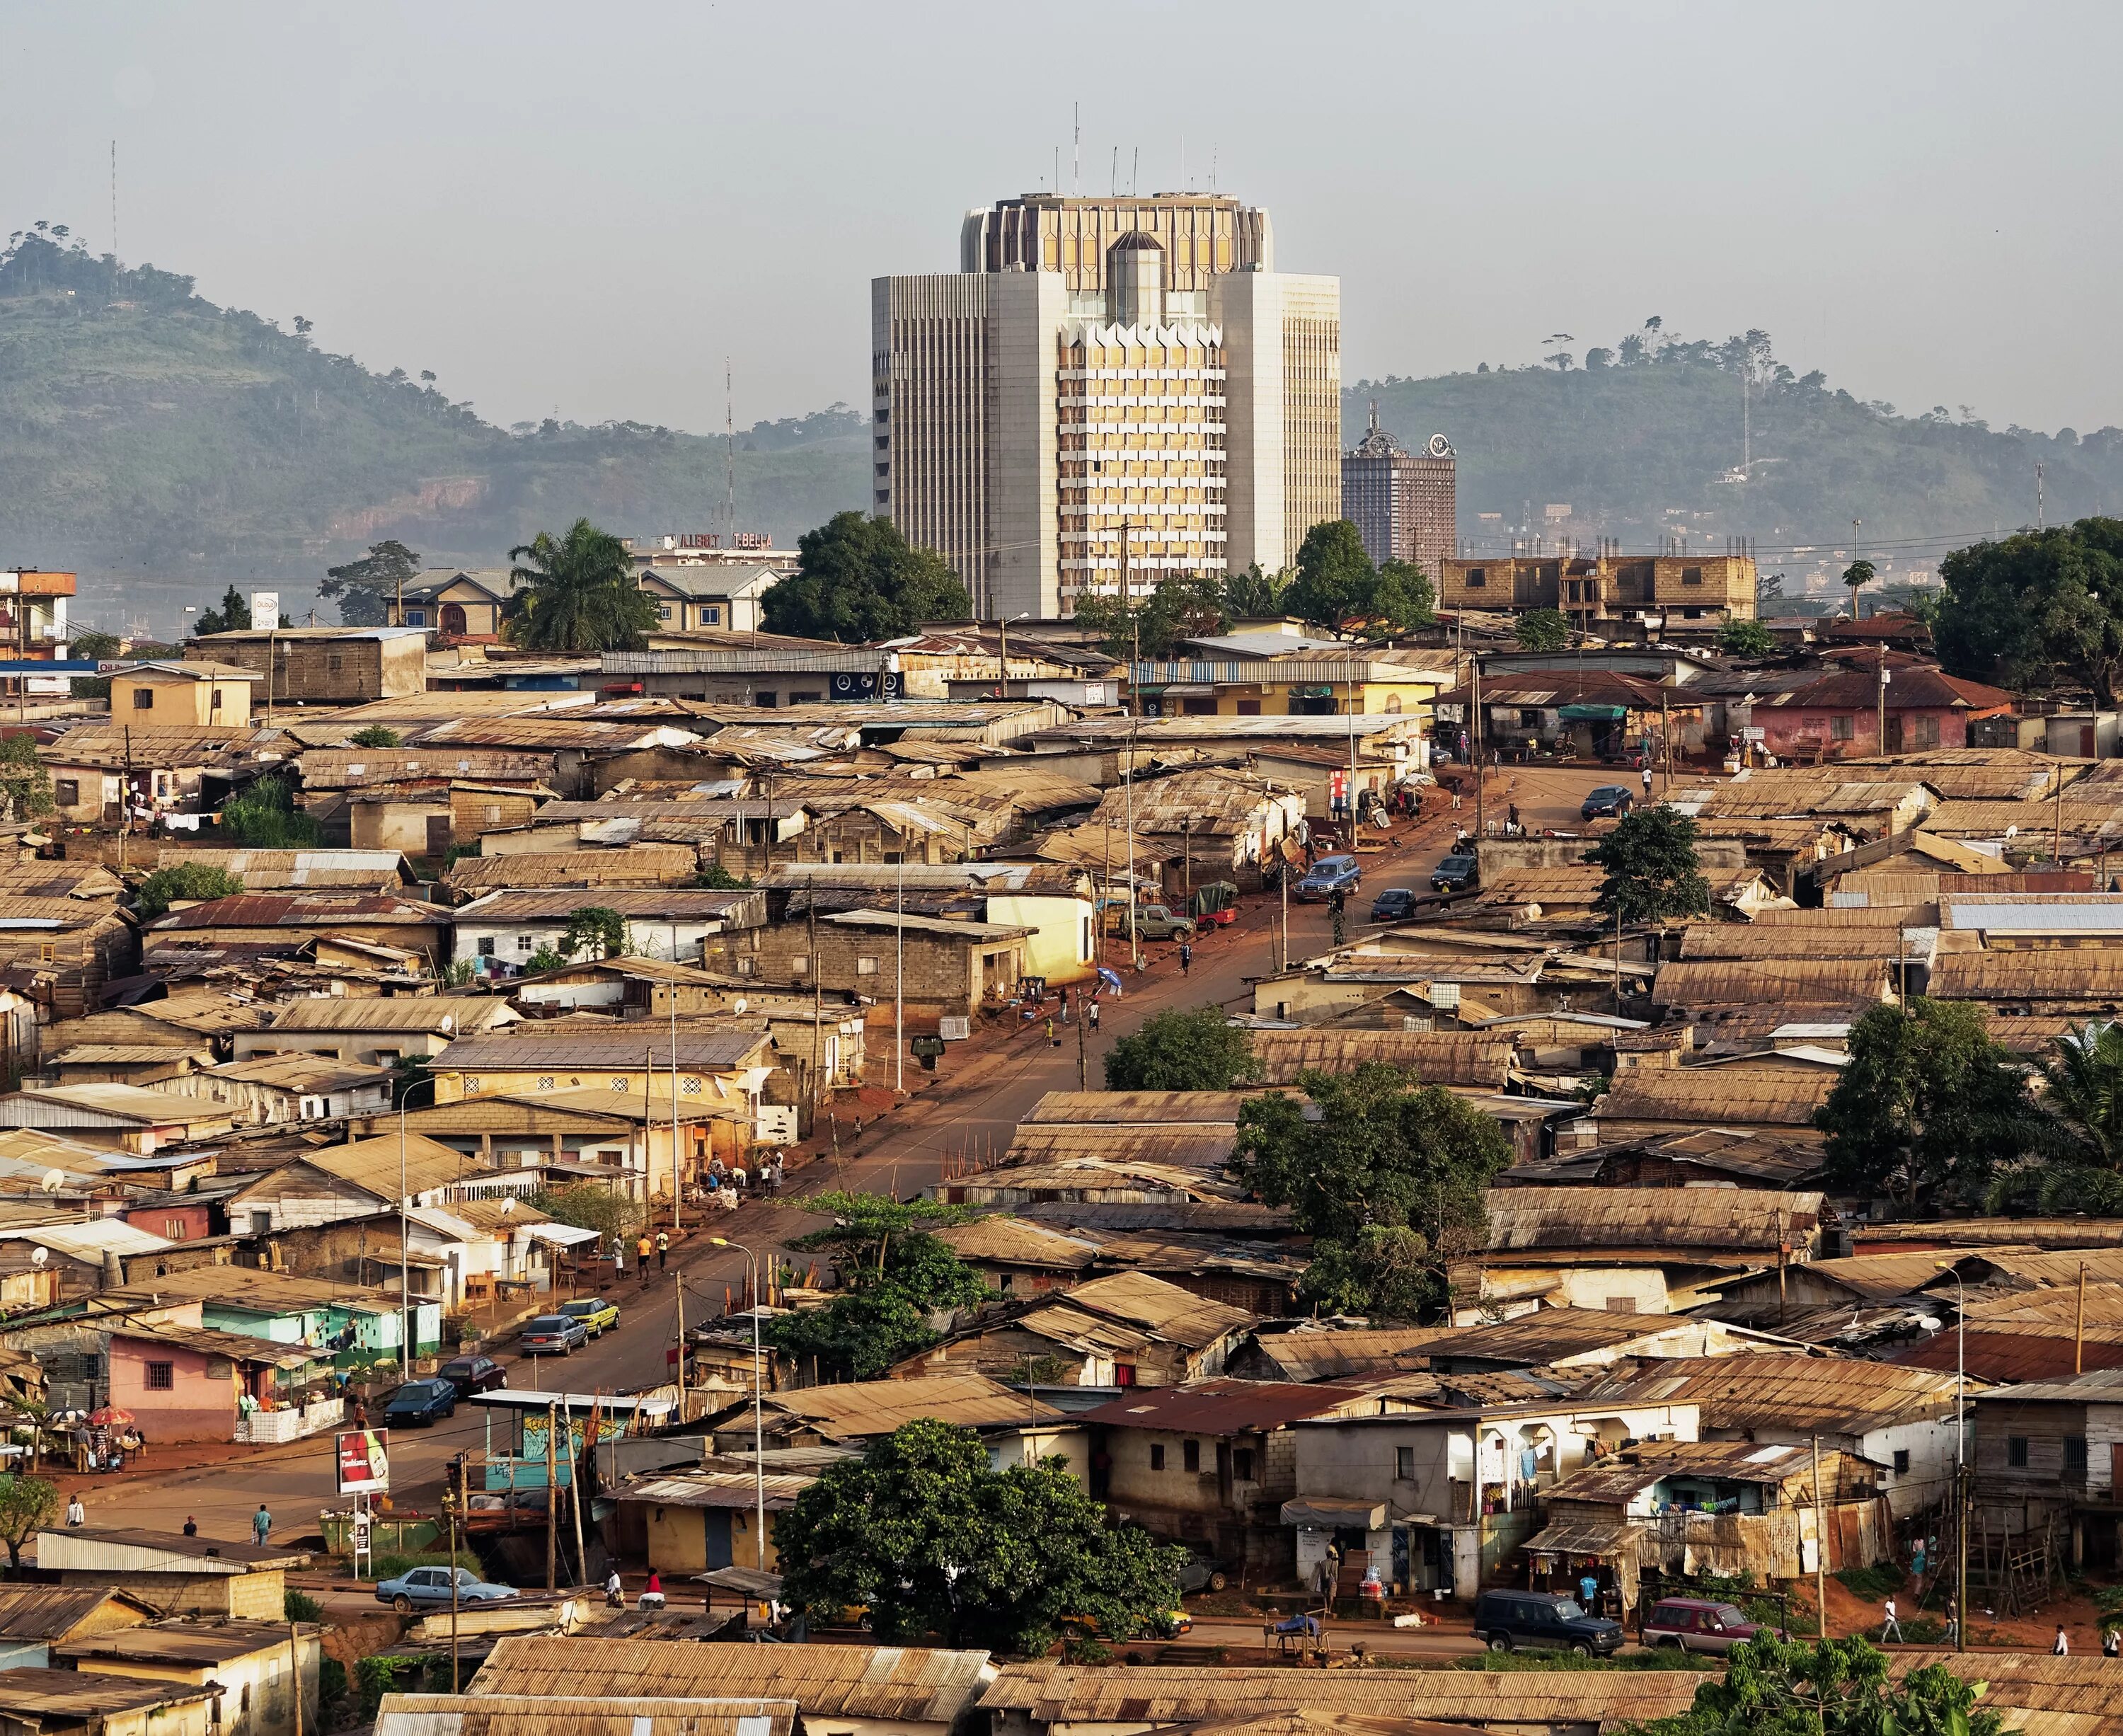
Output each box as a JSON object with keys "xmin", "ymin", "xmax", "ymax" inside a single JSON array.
[
  {"xmin": 39, "ymin": 1168, "xmax": 64, "ymax": 1194},
  {"xmin": 1916, "ymin": 1316, "xmax": 1944, "ymax": 1333},
  {"xmin": 30, "ymin": 1246, "xmax": 47, "ymax": 1267},
  {"xmin": 1427, "ymin": 434, "xmax": 1455, "ymax": 459},
  {"xmin": 732, "ymin": 998, "xmax": 748, "ymax": 1015}
]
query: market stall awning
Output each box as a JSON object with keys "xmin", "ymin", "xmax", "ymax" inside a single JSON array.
[
  {"xmin": 694, "ymin": 1565, "xmax": 784, "ymax": 1596},
  {"xmin": 525, "ymin": 1223, "xmax": 601, "ymax": 1246},
  {"xmin": 1524, "ymin": 1518, "xmax": 1645, "ymax": 1558},
  {"xmin": 1280, "ymin": 1497, "xmax": 1388, "ymax": 1529},
  {"xmin": 1558, "ymin": 703, "xmax": 1628, "ymax": 722}
]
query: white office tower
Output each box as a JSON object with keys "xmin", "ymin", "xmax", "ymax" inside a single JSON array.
[{"xmin": 873, "ymin": 193, "xmax": 1340, "ymax": 619}]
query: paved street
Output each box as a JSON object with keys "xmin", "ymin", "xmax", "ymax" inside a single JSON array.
[{"xmin": 52, "ymin": 769, "xmax": 1636, "ymax": 1564}]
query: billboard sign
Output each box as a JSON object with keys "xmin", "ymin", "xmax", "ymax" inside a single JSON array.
[
  {"xmin": 335, "ymin": 1429, "xmax": 390, "ymax": 1495},
  {"xmin": 250, "ymin": 592, "xmax": 282, "ymax": 631}
]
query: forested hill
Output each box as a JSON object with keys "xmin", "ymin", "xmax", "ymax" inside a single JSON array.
[
  {"xmin": 0, "ymin": 229, "xmax": 867, "ymax": 624},
  {"xmin": 1350, "ymin": 325, "xmax": 2123, "ymax": 555}
]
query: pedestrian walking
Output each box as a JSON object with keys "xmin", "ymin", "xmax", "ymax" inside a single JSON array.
[
  {"xmin": 1179, "ymin": 941, "xmax": 1192, "ymax": 977},
  {"xmin": 1641, "ymin": 763, "xmax": 1654, "ymax": 798},
  {"xmin": 2104, "ymin": 1626, "xmax": 2119, "ymax": 1658},
  {"xmin": 638, "ymin": 1234, "xmax": 652, "ymax": 1289},
  {"xmin": 656, "ymin": 1230, "xmax": 669, "ymax": 1271},
  {"xmin": 1088, "ymin": 1000, "xmax": 1101, "ymax": 1032},
  {"xmin": 252, "ymin": 1504, "xmax": 272, "ymax": 1546},
  {"xmin": 1880, "ymin": 1597, "xmax": 1903, "ymax": 1643},
  {"xmin": 1046, "ymin": 1016, "xmax": 1059, "ymax": 1048},
  {"xmin": 1944, "ymin": 1613, "xmax": 1959, "ymax": 1648},
  {"xmin": 66, "ymin": 1495, "xmax": 86, "ymax": 1527},
  {"xmin": 2054, "ymin": 1624, "xmax": 2070, "ymax": 1656}
]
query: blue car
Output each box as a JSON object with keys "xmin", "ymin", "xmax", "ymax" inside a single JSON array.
[
  {"xmin": 376, "ymin": 1565, "xmax": 519, "ymax": 1613},
  {"xmin": 1296, "ymin": 855, "xmax": 1362, "ymax": 901},
  {"xmin": 381, "ymin": 1377, "xmax": 456, "ymax": 1428}
]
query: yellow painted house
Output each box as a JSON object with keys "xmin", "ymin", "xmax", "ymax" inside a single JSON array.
[
  {"xmin": 111, "ymin": 662, "xmax": 260, "ymax": 727},
  {"xmin": 1133, "ymin": 635, "xmax": 1449, "ymax": 720}
]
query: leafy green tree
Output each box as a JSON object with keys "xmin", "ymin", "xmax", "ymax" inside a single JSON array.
[
  {"xmin": 388, "ymin": 1054, "xmax": 435, "ymax": 1110},
  {"xmin": 560, "ymin": 905, "xmax": 630, "ymax": 960},
  {"xmin": 68, "ymin": 630, "xmax": 120, "ymax": 700},
  {"xmin": 1103, "ymin": 1006, "xmax": 1262, "ymax": 1091},
  {"xmin": 1295, "ymin": 1225, "xmax": 1434, "ymax": 1319},
  {"xmin": 193, "ymin": 585, "xmax": 252, "ymax": 636},
  {"xmin": 321, "ymin": 541, "xmax": 421, "ymax": 629},
  {"xmin": 1222, "ymin": 563, "xmax": 1292, "ymax": 619},
  {"xmin": 1584, "ymin": 806, "xmax": 1709, "ymax": 924},
  {"xmin": 1286, "ymin": 520, "xmax": 1376, "ymax": 631},
  {"xmin": 1073, "ymin": 575, "xmax": 1227, "ymax": 660},
  {"xmin": 523, "ymin": 946, "xmax": 567, "ymax": 975},
  {"xmin": 530, "ymin": 1181, "xmax": 641, "ymax": 1247},
  {"xmin": 769, "ymin": 1195, "xmax": 989, "ymax": 1379},
  {"xmin": 1234, "ymin": 1063, "xmax": 1510, "ymax": 1316},
  {"xmin": 1367, "ymin": 560, "xmax": 1436, "ymax": 633},
  {"xmin": 134, "ymin": 861, "xmax": 244, "ymax": 919},
  {"xmin": 1842, "ymin": 558, "xmax": 1876, "ymax": 616},
  {"xmin": 1718, "ymin": 619, "xmax": 1778, "ymax": 657},
  {"xmin": 502, "ymin": 519, "xmax": 658, "ymax": 653},
  {"xmin": 1623, "ymin": 1632, "xmax": 2001, "ymax": 1736},
  {"xmin": 1934, "ymin": 519, "xmax": 2123, "ymax": 704},
  {"xmin": 763, "ymin": 512, "xmax": 971, "ymax": 642},
  {"xmin": 775, "ymin": 1418, "xmax": 1186, "ymax": 1652},
  {"xmin": 0, "ymin": 736, "xmax": 54, "ymax": 824},
  {"xmin": 1514, "ymin": 608, "xmax": 1570, "ymax": 651},
  {"xmin": 0, "ymin": 1472, "xmax": 59, "ymax": 1575},
  {"xmin": 217, "ymin": 775, "xmax": 319, "ymax": 848},
  {"xmin": 1815, "ymin": 999, "xmax": 2030, "ymax": 1207},
  {"xmin": 696, "ymin": 863, "xmax": 752, "ymax": 890},
  {"xmin": 2038, "ymin": 1020, "xmax": 2123, "ymax": 1169},
  {"xmin": 348, "ymin": 724, "xmax": 401, "ymax": 748}
]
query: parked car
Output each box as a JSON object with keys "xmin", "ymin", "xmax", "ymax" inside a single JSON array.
[
  {"xmin": 1191, "ymin": 881, "xmax": 1241, "ymax": 926},
  {"xmin": 1641, "ymin": 1597, "xmax": 1785, "ymax": 1654},
  {"xmin": 1429, "ymin": 854, "xmax": 1479, "ymax": 894},
  {"xmin": 559, "ymin": 1297, "xmax": 620, "ymax": 1338},
  {"xmin": 374, "ymin": 1565, "xmax": 519, "ymax": 1614},
  {"xmin": 1100, "ymin": 899, "xmax": 1197, "ymax": 942},
  {"xmin": 1471, "ymin": 1589, "xmax": 1625, "ymax": 1656},
  {"xmin": 1177, "ymin": 1549, "xmax": 1229, "ymax": 1594},
  {"xmin": 381, "ymin": 1378, "xmax": 456, "ymax": 1428},
  {"xmin": 1369, "ymin": 887, "xmax": 1418, "ymax": 922},
  {"xmin": 519, "ymin": 1314, "xmax": 589, "ymax": 1356},
  {"xmin": 1582, "ymin": 785, "xmax": 1635, "ymax": 820},
  {"xmin": 437, "ymin": 1355, "xmax": 507, "ymax": 1397},
  {"xmin": 1296, "ymin": 855, "xmax": 1362, "ymax": 900}
]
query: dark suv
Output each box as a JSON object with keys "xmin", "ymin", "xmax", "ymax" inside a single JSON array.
[
  {"xmin": 1471, "ymin": 1589, "xmax": 1625, "ymax": 1656},
  {"xmin": 1582, "ymin": 785, "xmax": 1635, "ymax": 820}
]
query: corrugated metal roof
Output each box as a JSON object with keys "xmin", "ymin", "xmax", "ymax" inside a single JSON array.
[
  {"xmin": 1241, "ymin": 1327, "xmax": 1457, "ymax": 1382},
  {"xmin": 0, "ymin": 1668, "xmax": 221, "ymax": 1716},
  {"xmin": 0, "ymin": 1586, "xmax": 151, "ymax": 1640},
  {"xmin": 1061, "ymin": 1270, "xmax": 1255, "ymax": 1347},
  {"xmin": 1076, "ymin": 1378, "xmax": 1365, "ymax": 1432},
  {"xmin": 1592, "ymin": 1354, "xmax": 1969, "ymax": 1431},
  {"xmin": 1484, "ymin": 1185, "xmax": 1820, "ymax": 1251},
  {"xmin": 265, "ymin": 997, "xmax": 513, "ymax": 1033},
  {"xmin": 1024, "ymin": 1092, "xmax": 1250, "ymax": 1126},
  {"xmin": 57, "ymin": 1619, "xmax": 309, "ymax": 1665},
  {"xmin": 1247, "ymin": 1029, "xmax": 1514, "ymax": 1087},
  {"xmin": 614, "ymin": 1471, "xmax": 816, "ymax": 1510},
  {"xmin": 434, "ymin": 1030, "xmax": 770, "ymax": 1072},
  {"xmin": 1596, "ymin": 1068, "xmax": 1839, "ymax": 1126},
  {"xmin": 150, "ymin": 895, "xmax": 443, "ymax": 931},
  {"xmin": 454, "ymin": 888, "xmax": 761, "ymax": 921},
  {"xmin": 759, "ymin": 1373, "xmax": 1062, "ymax": 1437},
  {"xmin": 473, "ymin": 1638, "xmax": 996, "ymax": 1723},
  {"xmin": 379, "ymin": 1696, "xmax": 798, "ymax": 1736}
]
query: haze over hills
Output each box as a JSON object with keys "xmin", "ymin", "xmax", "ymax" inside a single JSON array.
[{"xmin": 5, "ymin": 228, "xmax": 2121, "ymax": 632}]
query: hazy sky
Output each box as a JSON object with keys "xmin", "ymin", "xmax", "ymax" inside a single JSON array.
[{"xmin": 9, "ymin": 0, "xmax": 2120, "ymax": 437}]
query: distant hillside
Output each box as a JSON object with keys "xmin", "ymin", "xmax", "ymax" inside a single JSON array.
[
  {"xmin": 0, "ymin": 229, "xmax": 865, "ymax": 628},
  {"xmin": 1350, "ymin": 325, "xmax": 2123, "ymax": 564}
]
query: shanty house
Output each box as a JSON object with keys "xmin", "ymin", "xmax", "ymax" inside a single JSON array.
[
  {"xmin": 185, "ymin": 627, "xmax": 430, "ymax": 703},
  {"xmin": 749, "ymin": 910, "xmax": 1033, "ymax": 1028},
  {"xmin": 1970, "ymin": 1367, "xmax": 2123, "ymax": 1571},
  {"xmin": 0, "ymin": 1668, "xmax": 224, "ymax": 1736},
  {"xmin": 1078, "ymin": 1379, "xmax": 1369, "ymax": 1570},
  {"xmin": 1287, "ymin": 1395, "xmax": 1702, "ymax": 1599},
  {"xmin": 1469, "ymin": 1185, "xmax": 1824, "ymax": 1316},
  {"xmin": 231, "ymin": 996, "xmax": 517, "ymax": 1067},
  {"xmin": 469, "ymin": 1636, "xmax": 997, "ymax": 1736},
  {"xmin": 452, "ymin": 887, "xmax": 766, "ymax": 975},
  {"xmin": 35, "ymin": 1527, "xmax": 309, "ymax": 1620},
  {"xmin": 146, "ymin": 895, "xmax": 452, "ymax": 970},
  {"xmin": 1086, "ymin": 767, "xmax": 1305, "ymax": 892},
  {"xmin": 0, "ymin": 1587, "xmax": 152, "ymax": 1672},
  {"xmin": 55, "ymin": 1619, "xmax": 321, "ymax": 1736}
]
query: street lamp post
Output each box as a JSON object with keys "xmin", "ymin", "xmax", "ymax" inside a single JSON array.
[
  {"xmin": 398, "ymin": 1062, "xmax": 443, "ymax": 1378},
  {"xmin": 1935, "ymin": 1262, "xmax": 1968, "ymax": 1652},
  {"xmin": 710, "ymin": 1237, "xmax": 766, "ymax": 1568}
]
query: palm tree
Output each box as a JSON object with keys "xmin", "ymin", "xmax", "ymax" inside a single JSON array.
[
  {"xmin": 2041, "ymin": 1021, "xmax": 2123, "ymax": 1168},
  {"xmin": 503, "ymin": 518, "xmax": 660, "ymax": 653}
]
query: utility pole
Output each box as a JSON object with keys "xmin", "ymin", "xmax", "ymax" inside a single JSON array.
[
  {"xmin": 2076, "ymin": 1259, "xmax": 2088, "ymax": 1374},
  {"xmin": 1471, "ymin": 657, "xmax": 1485, "ymax": 844},
  {"xmin": 894, "ymin": 852, "xmax": 905, "ymax": 1092},
  {"xmin": 807, "ymin": 900, "xmax": 823, "ymax": 1132},
  {"xmin": 543, "ymin": 1399, "xmax": 558, "ymax": 1592},
  {"xmin": 1076, "ymin": 991, "xmax": 1088, "ymax": 1088},
  {"xmin": 1121, "ymin": 520, "xmax": 1141, "ymax": 972},
  {"xmin": 1877, "ymin": 650, "xmax": 1889, "ymax": 757},
  {"xmin": 1659, "ymin": 692, "xmax": 1671, "ymax": 798},
  {"xmin": 1811, "ymin": 1435, "xmax": 1830, "ymax": 1636},
  {"xmin": 445, "ymin": 1494, "xmax": 461, "ymax": 1689},
  {"xmin": 2037, "ymin": 461, "xmax": 2046, "ymax": 533},
  {"xmin": 1346, "ymin": 669, "xmax": 1361, "ymax": 850},
  {"xmin": 290, "ymin": 1621, "xmax": 305, "ymax": 1736},
  {"xmin": 119, "ymin": 725, "xmax": 134, "ymax": 875},
  {"xmin": 566, "ymin": 1400, "xmax": 587, "ymax": 1587},
  {"xmin": 668, "ymin": 975, "xmax": 683, "ymax": 1232}
]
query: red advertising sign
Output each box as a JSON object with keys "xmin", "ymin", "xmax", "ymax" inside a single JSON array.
[{"xmin": 335, "ymin": 1429, "xmax": 390, "ymax": 1495}]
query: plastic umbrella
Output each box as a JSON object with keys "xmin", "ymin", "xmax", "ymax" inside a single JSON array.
[{"xmin": 87, "ymin": 1406, "xmax": 135, "ymax": 1428}]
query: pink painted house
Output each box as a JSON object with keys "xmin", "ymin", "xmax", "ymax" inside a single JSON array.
[{"xmin": 1742, "ymin": 662, "xmax": 2015, "ymax": 761}]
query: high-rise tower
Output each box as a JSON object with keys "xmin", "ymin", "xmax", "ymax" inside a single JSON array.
[
  {"xmin": 874, "ymin": 192, "xmax": 1340, "ymax": 618},
  {"xmin": 1342, "ymin": 406, "xmax": 1456, "ymax": 580}
]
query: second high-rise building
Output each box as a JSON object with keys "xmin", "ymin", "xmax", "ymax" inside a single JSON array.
[{"xmin": 873, "ymin": 192, "xmax": 1340, "ymax": 619}]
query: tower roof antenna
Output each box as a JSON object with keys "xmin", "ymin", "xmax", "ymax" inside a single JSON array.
[{"xmin": 1072, "ymin": 102, "xmax": 1080, "ymax": 197}]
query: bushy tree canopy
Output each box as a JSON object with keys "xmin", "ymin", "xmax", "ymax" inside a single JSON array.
[
  {"xmin": 1236, "ymin": 1063, "xmax": 1511, "ymax": 1316},
  {"xmin": 1816, "ymin": 998, "xmax": 2030, "ymax": 1206},
  {"xmin": 1222, "ymin": 563, "xmax": 1292, "ymax": 619},
  {"xmin": 1626, "ymin": 1632, "xmax": 2001, "ymax": 1736},
  {"xmin": 134, "ymin": 861, "xmax": 244, "ymax": 919},
  {"xmin": 559, "ymin": 906, "xmax": 630, "ymax": 960},
  {"xmin": 1104, "ymin": 1006, "xmax": 1262, "ymax": 1091},
  {"xmin": 322, "ymin": 540, "xmax": 420, "ymax": 628},
  {"xmin": 503, "ymin": 519, "xmax": 659, "ymax": 653},
  {"xmin": 1514, "ymin": 607, "xmax": 1570, "ymax": 651},
  {"xmin": 763, "ymin": 512, "xmax": 971, "ymax": 642},
  {"xmin": 776, "ymin": 1418, "xmax": 1185, "ymax": 1653},
  {"xmin": 0, "ymin": 1471, "xmax": 59, "ymax": 1573},
  {"xmin": 1584, "ymin": 806, "xmax": 1710, "ymax": 924},
  {"xmin": 1287, "ymin": 520, "xmax": 1376, "ymax": 630},
  {"xmin": 1935, "ymin": 518, "xmax": 2123, "ymax": 703},
  {"xmin": 1718, "ymin": 618, "xmax": 1778, "ymax": 657},
  {"xmin": 1072, "ymin": 575, "xmax": 1227, "ymax": 659}
]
